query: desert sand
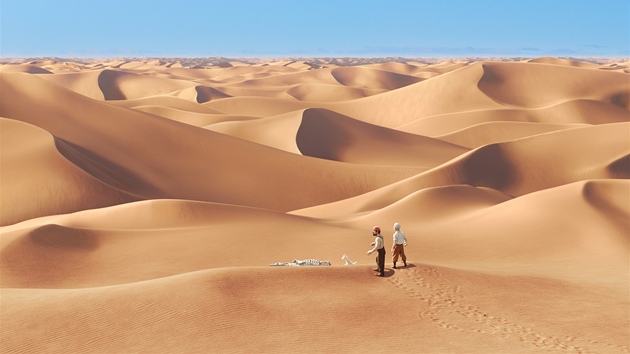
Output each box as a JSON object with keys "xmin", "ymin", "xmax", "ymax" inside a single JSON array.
[{"xmin": 1, "ymin": 56, "xmax": 629, "ymax": 354}]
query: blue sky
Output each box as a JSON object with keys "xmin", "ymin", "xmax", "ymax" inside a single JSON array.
[{"xmin": 1, "ymin": 0, "xmax": 628, "ymax": 58}]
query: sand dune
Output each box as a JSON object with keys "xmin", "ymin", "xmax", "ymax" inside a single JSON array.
[
  {"xmin": 327, "ymin": 62, "xmax": 505, "ymax": 128},
  {"xmin": 173, "ymin": 85, "xmax": 232, "ymax": 103},
  {"xmin": 287, "ymin": 83, "xmax": 383, "ymax": 101},
  {"xmin": 0, "ymin": 63, "xmax": 53, "ymax": 74},
  {"xmin": 204, "ymin": 96, "xmax": 313, "ymax": 116},
  {"xmin": 323, "ymin": 61, "xmax": 630, "ymax": 129},
  {"xmin": 418, "ymin": 179, "xmax": 630, "ymax": 282},
  {"xmin": 1, "ymin": 57, "xmax": 628, "ymax": 354},
  {"xmin": 0, "ymin": 72, "xmax": 421, "ymax": 214},
  {"xmin": 38, "ymin": 69, "xmax": 107, "ymax": 100},
  {"xmin": 109, "ymin": 95, "xmax": 226, "ymax": 114},
  {"xmin": 330, "ymin": 66, "xmax": 422, "ymax": 90},
  {"xmin": 96, "ymin": 69, "xmax": 195, "ymax": 100},
  {"xmin": 133, "ymin": 106, "xmax": 256, "ymax": 127},
  {"xmin": 292, "ymin": 122, "xmax": 629, "ymax": 218},
  {"xmin": 333, "ymin": 179, "xmax": 628, "ymax": 281},
  {"xmin": 0, "ymin": 118, "xmax": 138, "ymax": 226},
  {"xmin": 208, "ymin": 108, "xmax": 467, "ymax": 167},
  {"xmin": 528, "ymin": 56, "xmax": 601, "ymax": 68},
  {"xmin": 399, "ymin": 98, "xmax": 628, "ymax": 137},
  {"xmin": 2, "ymin": 264, "xmax": 627, "ymax": 354},
  {"xmin": 1, "ymin": 199, "xmax": 362, "ymax": 288},
  {"xmin": 435, "ymin": 121, "xmax": 588, "ymax": 149},
  {"xmin": 478, "ymin": 62, "xmax": 629, "ymax": 108}
]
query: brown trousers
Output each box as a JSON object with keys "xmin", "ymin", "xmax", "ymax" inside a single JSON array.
[
  {"xmin": 375, "ymin": 248, "xmax": 386, "ymax": 275},
  {"xmin": 392, "ymin": 244, "xmax": 406, "ymax": 263}
]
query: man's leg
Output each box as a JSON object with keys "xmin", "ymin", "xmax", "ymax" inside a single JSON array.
[
  {"xmin": 378, "ymin": 249, "xmax": 386, "ymax": 276},
  {"xmin": 401, "ymin": 246, "xmax": 407, "ymax": 267}
]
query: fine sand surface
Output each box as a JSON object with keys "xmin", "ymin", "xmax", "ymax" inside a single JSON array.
[{"xmin": 1, "ymin": 57, "xmax": 629, "ymax": 354}]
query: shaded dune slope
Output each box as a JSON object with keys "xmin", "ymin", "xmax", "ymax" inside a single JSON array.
[
  {"xmin": 0, "ymin": 119, "xmax": 138, "ymax": 226},
  {"xmin": 295, "ymin": 108, "xmax": 466, "ymax": 166},
  {"xmin": 209, "ymin": 107, "xmax": 467, "ymax": 167},
  {"xmin": 293, "ymin": 123, "xmax": 630, "ymax": 217}
]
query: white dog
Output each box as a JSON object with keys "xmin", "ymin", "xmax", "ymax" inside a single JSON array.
[{"xmin": 342, "ymin": 254, "xmax": 357, "ymax": 265}]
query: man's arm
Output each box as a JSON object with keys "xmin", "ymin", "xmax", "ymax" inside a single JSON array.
[{"xmin": 367, "ymin": 238, "xmax": 379, "ymax": 255}]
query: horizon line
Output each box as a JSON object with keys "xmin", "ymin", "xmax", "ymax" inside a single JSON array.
[{"xmin": 2, "ymin": 54, "xmax": 627, "ymax": 60}]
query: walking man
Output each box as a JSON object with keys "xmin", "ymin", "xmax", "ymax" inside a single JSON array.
[
  {"xmin": 391, "ymin": 222, "xmax": 407, "ymax": 269},
  {"xmin": 367, "ymin": 226, "xmax": 386, "ymax": 277}
]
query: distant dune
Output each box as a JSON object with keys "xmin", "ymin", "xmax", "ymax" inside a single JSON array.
[{"xmin": 1, "ymin": 57, "xmax": 628, "ymax": 354}]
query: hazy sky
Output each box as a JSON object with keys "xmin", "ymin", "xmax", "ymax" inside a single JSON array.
[{"xmin": 2, "ymin": 0, "xmax": 628, "ymax": 57}]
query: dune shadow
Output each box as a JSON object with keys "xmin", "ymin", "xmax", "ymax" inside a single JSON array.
[
  {"xmin": 97, "ymin": 70, "xmax": 127, "ymax": 100},
  {"xmin": 54, "ymin": 137, "xmax": 149, "ymax": 197},
  {"xmin": 383, "ymin": 263, "xmax": 418, "ymax": 277},
  {"xmin": 295, "ymin": 108, "xmax": 353, "ymax": 161},
  {"xmin": 400, "ymin": 263, "xmax": 417, "ymax": 269},
  {"xmin": 381, "ymin": 268, "xmax": 395, "ymax": 278},
  {"xmin": 29, "ymin": 224, "xmax": 99, "ymax": 250}
]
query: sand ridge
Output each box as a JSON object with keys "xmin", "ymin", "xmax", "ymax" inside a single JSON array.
[{"xmin": 1, "ymin": 57, "xmax": 628, "ymax": 354}]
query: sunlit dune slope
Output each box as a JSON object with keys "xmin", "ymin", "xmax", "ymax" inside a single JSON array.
[
  {"xmin": 109, "ymin": 95, "xmax": 226, "ymax": 114},
  {"xmin": 330, "ymin": 61, "xmax": 630, "ymax": 128},
  {"xmin": 435, "ymin": 121, "xmax": 587, "ymax": 148},
  {"xmin": 478, "ymin": 62, "xmax": 630, "ymax": 108},
  {"xmin": 399, "ymin": 98, "xmax": 628, "ymax": 138},
  {"xmin": 0, "ymin": 64, "xmax": 53, "ymax": 74}
]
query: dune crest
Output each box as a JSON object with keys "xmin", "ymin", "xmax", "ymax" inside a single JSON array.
[{"xmin": 1, "ymin": 57, "xmax": 628, "ymax": 354}]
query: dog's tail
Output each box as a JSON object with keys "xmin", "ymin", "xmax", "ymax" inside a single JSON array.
[{"xmin": 342, "ymin": 254, "xmax": 357, "ymax": 265}]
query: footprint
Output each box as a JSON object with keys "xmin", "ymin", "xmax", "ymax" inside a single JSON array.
[{"xmin": 386, "ymin": 266, "xmax": 629, "ymax": 354}]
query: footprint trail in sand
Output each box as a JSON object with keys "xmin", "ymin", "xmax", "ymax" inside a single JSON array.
[{"xmin": 388, "ymin": 266, "xmax": 629, "ymax": 354}]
